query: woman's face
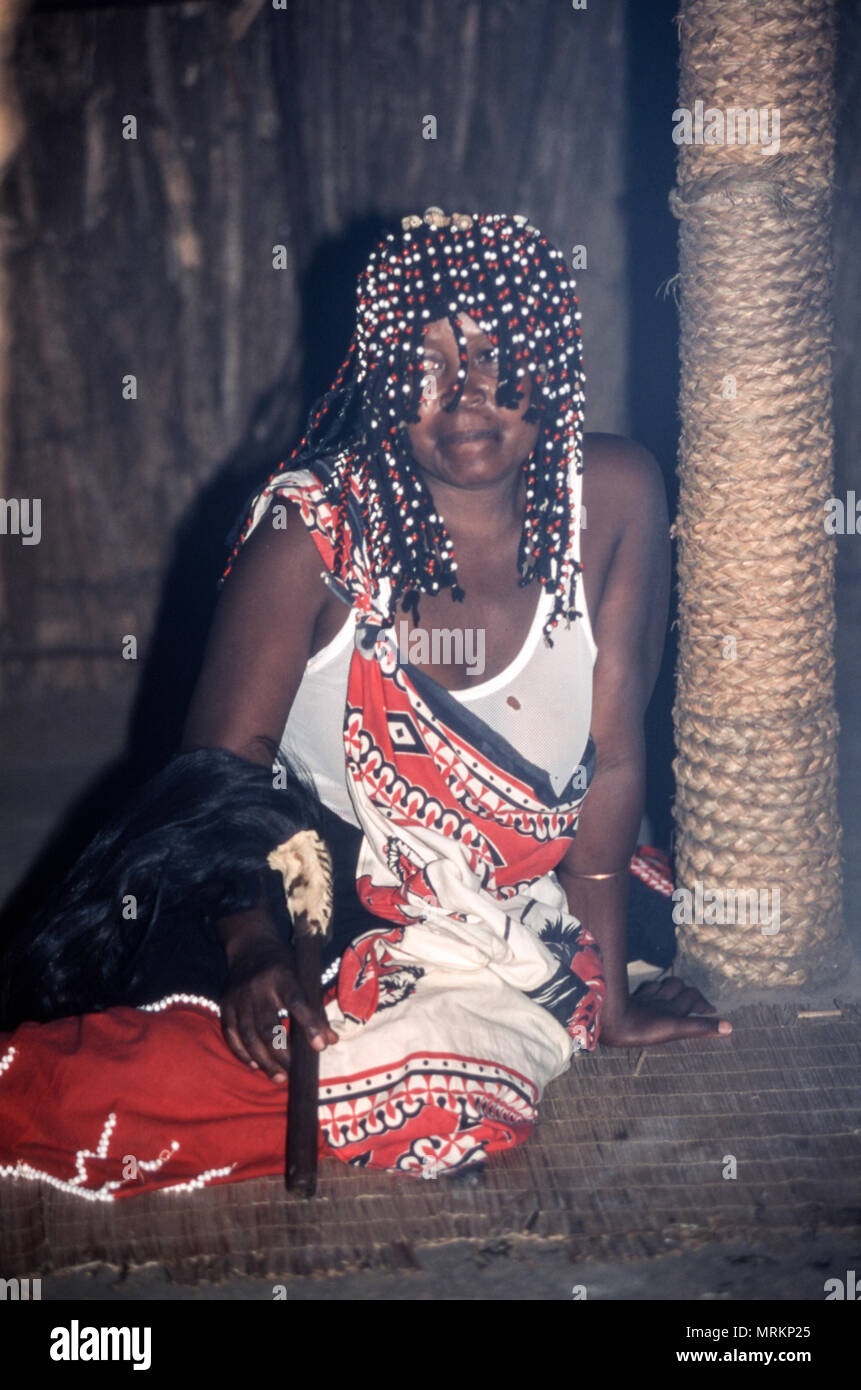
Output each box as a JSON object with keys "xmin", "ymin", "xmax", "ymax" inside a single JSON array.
[{"xmin": 404, "ymin": 312, "xmax": 539, "ymax": 491}]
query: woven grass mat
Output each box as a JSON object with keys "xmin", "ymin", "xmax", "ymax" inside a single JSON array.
[{"xmin": 2, "ymin": 1003, "xmax": 860, "ymax": 1283}]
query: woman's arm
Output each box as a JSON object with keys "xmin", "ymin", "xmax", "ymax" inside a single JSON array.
[
  {"xmin": 182, "ymin": 499, "xmax": 329, "ymax": 763},
  {"xmin": 181, "ymin": 499, "xmax": 341, "ymax": 1079},
  {"xmin": 558, "ymin": 440, "xmax": 730, "ymax": 1044}
]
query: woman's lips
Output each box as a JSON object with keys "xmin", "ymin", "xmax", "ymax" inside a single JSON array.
[{"xmin": 440, "ymin": 428, "xmax": 500, "ymax": 445}]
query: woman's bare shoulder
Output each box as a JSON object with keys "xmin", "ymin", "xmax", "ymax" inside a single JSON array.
[
  {"xmin": 581, "ymin": 433, "xmax": 670, "ymax": 689},
  {"xmin": 582, "ymin": 432, "xmax": 666, "ymax": 525},
  {"xmin": 578, "ymin": 434, "xmax": 669, "ymax": 630},
  {"xmin": 229, "ymin": 488, "xmax": 326, "ymax": 579}
]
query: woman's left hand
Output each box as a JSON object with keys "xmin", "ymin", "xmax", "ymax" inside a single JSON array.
[{"xmin": 598, "ymin": 976, "xmax": 732, "ymax": 1046}]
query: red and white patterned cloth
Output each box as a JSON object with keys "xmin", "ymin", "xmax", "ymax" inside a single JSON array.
[{"xmin": 255, "ymin": 462, "xmax": 606, "ymax": 1173}]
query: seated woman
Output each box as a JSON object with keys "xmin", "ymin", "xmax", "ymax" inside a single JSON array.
[{"xmin": 0, "ymin": 209, "xmax": 728, "ymax": 1198}]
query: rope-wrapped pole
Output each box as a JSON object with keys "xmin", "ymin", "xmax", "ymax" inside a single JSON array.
[{"xmin": 670, "ymin": 0, "xmax": 849, "ymax": 991}]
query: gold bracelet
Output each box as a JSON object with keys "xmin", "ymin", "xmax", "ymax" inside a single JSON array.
[{"xmin": 566, "ymin": 868, "xmax": 629, "ymax": 879}]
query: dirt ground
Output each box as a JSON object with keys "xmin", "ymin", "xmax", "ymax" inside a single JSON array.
[{"xmin": 39, "ymin": 1231, "xmax": 861, "ymax": 1302}]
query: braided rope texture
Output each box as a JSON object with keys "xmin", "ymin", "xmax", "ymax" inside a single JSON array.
[{"xmin": 669, "ymin": 0, "xmax": 849, "ymax": 989}]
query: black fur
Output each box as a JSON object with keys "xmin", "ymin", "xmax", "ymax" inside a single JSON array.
[{"xmin": 0, "ymin": 745, "xmax": 327, "ymax": 1029}]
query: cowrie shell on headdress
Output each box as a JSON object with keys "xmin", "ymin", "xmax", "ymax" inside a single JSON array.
[{"xmin": 400, "ymin": 209, "xmax": 474, "ymax": 234}]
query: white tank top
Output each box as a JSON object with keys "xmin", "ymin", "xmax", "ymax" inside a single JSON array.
[{"xmin": 281, "ymin": 584, "xmax": 598, "ymax": 829}]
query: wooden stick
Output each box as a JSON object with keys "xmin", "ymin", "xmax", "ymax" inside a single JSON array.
[
  {"xmin": 267, "ymin": 830, "xmax": 333, "ymax": 1200},
  {"xmin": 286, "ymin": 924, "xmax": 323, "ymax": 1196}
]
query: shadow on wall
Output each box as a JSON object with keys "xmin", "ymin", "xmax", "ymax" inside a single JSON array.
[
  {"xmin": 125, "ymin": 214, "xmax": 391, "ymax": 781},
  {"xmin": 624, "ymin": 0, "xmax": 680, "ymax": 850},
  {"xmin": 0, "ymin": 215, "xmax": 392, "ymax": 945}
]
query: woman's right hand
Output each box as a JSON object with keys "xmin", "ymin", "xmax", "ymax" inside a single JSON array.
[{"xmin": 220, "ymin": 937, "xmax": 339, "ymax": 1083}]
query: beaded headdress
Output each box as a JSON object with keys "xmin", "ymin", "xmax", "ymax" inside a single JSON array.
[{"xmin": 225, "ymin": 208, "xmax": 586, "ymax": 639}]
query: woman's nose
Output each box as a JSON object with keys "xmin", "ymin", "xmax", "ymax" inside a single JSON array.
[{"xmin": 457, "ymin": 364, "xmax": 489, "ymax": 406}]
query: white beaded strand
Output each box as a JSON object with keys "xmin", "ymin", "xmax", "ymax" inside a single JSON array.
[
  {"xmin": 0, "ymin": 1042, "xmax": 17, "ymax": 1078},
  {"xmin": 137, "ymin": 992, "xmax": 220, "ymax": 1016}
]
